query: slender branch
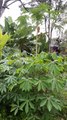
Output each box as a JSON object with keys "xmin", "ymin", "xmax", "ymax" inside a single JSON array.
[
  {"xmin": 0, "ymin": 0, "xmax": 29, "ymax": 17},
  {"xmin": 19, "ymin": 0, "xmax": 29, "ymax": 11},
  {"xmin": 7, "ymin": 0, "xmax": 18, "ymax": 7}
]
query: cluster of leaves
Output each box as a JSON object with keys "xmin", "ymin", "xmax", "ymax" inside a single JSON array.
[
  {"xmin": 0, "ymin": 49, "xmax": 67, "ymax": 120},
  {"xmin": 1, "ymin": 1, "xmax": 61, "ymax": 54},
  {"xmin": 0, "ymin": 29, "xmax": 9, "ymax": 56},
  {"xmin": 2, "ymin": 15, "xmax": 48, "ymax": 54}
]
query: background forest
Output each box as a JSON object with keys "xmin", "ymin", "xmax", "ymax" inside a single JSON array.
[{"xmin": 0, "ymin": 0, "xmax": 67, "ymax": 120}]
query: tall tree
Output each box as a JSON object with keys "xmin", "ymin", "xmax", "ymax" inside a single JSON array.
[{"xmin": 30, "ymin": 0, "xmax": 67, "ymax": 51}]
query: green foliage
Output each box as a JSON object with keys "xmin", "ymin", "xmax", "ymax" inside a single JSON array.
[
  {"xmin": 0, "ymin": 29, "xmax": 10, "ymax": 56},
  {"xmin": 2, "ymin": 16, "xmax": 17, "ymax": 37},
  {"xmin": 0, "ymin": 2, "xmax": 67, "ymax": 120},
  {"xmin": 0, "ymin": 50, "xmax": 67, "ymax": 120},
  {"xmin": 30, "ymin": 3, "xmax": 50, "ymax": 23}
]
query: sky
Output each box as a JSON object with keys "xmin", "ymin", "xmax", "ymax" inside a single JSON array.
[
  {"xmin": 0, "ymin": 0, "xmax": 32, "ymax": 25},
  {"xmin": 0, "ymin": 1, "xmax": 21, "ymax": 25}
]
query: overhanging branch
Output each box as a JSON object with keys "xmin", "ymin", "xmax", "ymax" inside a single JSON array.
[{"xmin": 0, "ymin": 0, "xmax": 29, "ymax": 17}]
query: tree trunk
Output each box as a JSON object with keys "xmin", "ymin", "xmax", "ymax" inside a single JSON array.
[
  {"xmin": 48, "ymin": 0, "xmax": 52, "ymax": 52},
  {"xmin": 44, "ymin": 16, "xmax": 47, "ymax": 40},
  {"xmin": 48, "ymin": 12, "xmax": 51, "ymax": 52}
]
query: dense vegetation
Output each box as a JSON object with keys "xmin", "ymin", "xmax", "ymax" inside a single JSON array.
[
  {"xmin": 0, "ymin": 29, "xmax": 67, "ymax": 120},
  {"xmin": 0, "ymin": 1, "xmax": 67, "ymax": 120}
]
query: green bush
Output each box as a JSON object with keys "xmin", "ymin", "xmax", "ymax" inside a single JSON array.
[{"xmin": 0, "ymin": 51, "xmax": 67, "ymax": 120}]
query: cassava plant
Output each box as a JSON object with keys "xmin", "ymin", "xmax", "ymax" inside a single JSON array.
[{"xmin": 0, "ymin": 49, "xmax": 67, "ymax": 120}]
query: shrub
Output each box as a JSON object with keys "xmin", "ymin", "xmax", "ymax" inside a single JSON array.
[{"xmin": 0, "ymin": 51, "xmax": 67, "ymax": 120}]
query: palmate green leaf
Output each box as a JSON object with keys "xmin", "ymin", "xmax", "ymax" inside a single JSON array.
[
  {"xmin": 47, "ymin": 76, "xmax": 64, "ymax": 92},
  {"xmin": 14, "ymin": 108, "xmax": 19, "ymax": 116},
  {"xmin": 11, "ymin": 104, "xmax": 17, "ymax": 112},
  {"xmin": 31, "ymin": 3, "xmax": 50, "ymax": 22},
  {"xmin": 40, "ymin": 99, "xmax": 47, "ymax": 107},
  {"xmin": 20, "ymin": 98, "xmax": 34, "ymax": 113},
  {"xmin": 51, "ymin": 100, "xmax": 61, "ymax": 111},
  {"xmin": 8, "ymin": 83, "xmax": 17, "ymax": 91},
  {"xmin": 25, "ymin": 100, "xmax": 35, "ymax": 113},
  {"xmin": 29, "ymin": 101, "xmax": 34, "ymax": 109},
  {"xmin": 18, "ymin": 78, "xmax": 33, "ymax": 91},
  {"xmin": 20, "ymin": 101, "xmax": 34, "ymax": 114},
  {"xmin": 25, "ymin": 101, "xmax": 29, "ymax": 114},
  {"xmin": 35, "ymin": 80, "xmax": 46, "ymax": 91},
  {"xmin": 50, "ymin": 96, "xmax": 61, "ymax": 111},
  {"xmin": 51, "ymin": 100, "xmax": 58, "ymax": 110},
  {"xmin": 48, "ymin": 62, "xmax": 60, "ymax": 75},
  {"xmin": 0, "ymin": 63, "xmax": 10, "ymax": 72},
  {"xmin": 11, "ymin": 93, "xmax": 22, "ymax": 102},
  {"xmin": 51, "ymin": 78, "xmax": 63, "ymax": 92},
  {"xmin": 5, "ymin": 75, "xmax": 17, "ymax": 91},
  {"xmin": 42, "ymin": 96, "xmax": 62, "ymax": 112},
  {"xmin": 38, "ymin": 81, "xmax": 41, "ymax": 91},
  {"xmin": 0, "ymin": 83, "xmax": 6, "ymax": 93},
  {"xmin": 40, "ymin": 95, "xmax": 61, "ymax": 111},
  {"xmin": 31, "ymin": 7, "xmax": 43, "ymax": 22},
  {"xmin": 20, "ymin": 102, "xmax": 26, "ymax": 110},
  {"xmin": 5, "ymin": 75, "xmax": 17, "ymax": 84},
  {"xmin": 47, "ymin": 100, "xmax": 52, "ymax": 112},
  {"xmin": 52, "ymin": 78, "xmax": 56, "ymax": 91},
  {"xmin": 55, "ymin": 82, "xmax": 63, "ymax": 92},
  {"xmin": 11, "ymin": 103, "xmax": 19, "ymax": 115}
]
